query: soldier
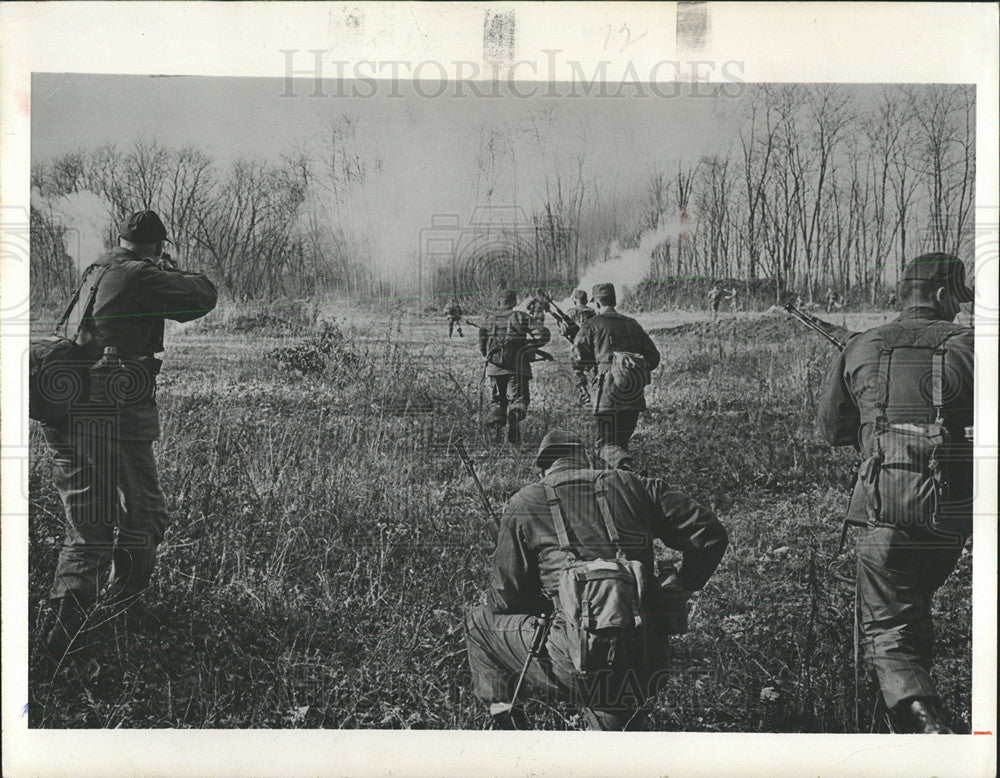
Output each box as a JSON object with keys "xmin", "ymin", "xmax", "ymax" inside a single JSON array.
[
  {"xmin": 465, "ymin": 430, "xmax": 728, "ymax": 730},
  {"xmin": 726, "ymin": 285, "xmax": 740, "ymax": 312},
  {"xmin": 825, "ymin": 287, "xmax": 839, "ymax": 313},
  {"xmin": 707, "ymin": 284, "xmax": 723, "ymax": 320},
  {"xmin": 41, "ymin": 210, "xmax": 218, "ymax": 656},
  {"xmin": 818, "ymin": 253, "xmax": 974, "ymax": 734},
  {"xmin": 443, "ymin": 297, "xmax": 463, "ymax": 338},
  {"xmin": 568, "ymin": 290, "xmax": 596, "ymax": 406},
  {"xmin": 572, "ymin": 283, "xmax": 660, "ymax": 466},
  {"xmin": 526, "ymin": 295, "xmax": 547, "ymax": 327},
  {"xmin": 478, "ymin": 290, "xmax": 551, "ymax": 445}
]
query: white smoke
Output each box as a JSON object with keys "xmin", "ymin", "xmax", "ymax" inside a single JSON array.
[
  {"xmin": 576, "ymin": 216, "xmax": 692, "ymax": 300},
  {"xmin": 32, "ymin": 189, "xmax": 113, "ymax": 273}
]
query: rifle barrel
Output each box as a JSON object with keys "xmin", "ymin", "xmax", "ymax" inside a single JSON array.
[
  {"xmin": 455, "ymin": 442, "xmax": 500, "ymax": 529},
  {"xmin": 783, "ymin": 303, "xmax": 846, "ymax": 351}
]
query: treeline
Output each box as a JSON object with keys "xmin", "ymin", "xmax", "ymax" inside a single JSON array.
[
  {"xmin": 32, "ymin": 84, "xmax": 974, "ymax": 310},
  {"xmin": 434, "ymin": 84, "xmax": 975, "ymax": 306}
]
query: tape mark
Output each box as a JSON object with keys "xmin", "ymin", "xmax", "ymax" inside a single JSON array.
[
  {"xmin": 483, "ymin": 9, "xmax": 516, "ymax": 67},
  {"xmin": 676, "ymin": 1, "xmax": 709, "ymax": 50}
]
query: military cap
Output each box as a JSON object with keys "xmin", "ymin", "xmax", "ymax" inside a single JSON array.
[
  {"xmin": 534, "ymin": 429, "xmax": 588, "ymax": 470},
  {"xmin": 572, "ymin": 289, "xmax": 588, "ymax": 303},
  {"xmin": 500, "ymin": 289, "xmax": 518, "ymax": 307},
  {"xmin": 120, "ymin": 210, "xmax": 170, "ymax": 244},
  {"xmin": 591, "ymin": 283, "xmax": 616, "ymax": 304},
  {"xmin": 901, "ymin": 252, "xmax": 973, "ymax": 302}
]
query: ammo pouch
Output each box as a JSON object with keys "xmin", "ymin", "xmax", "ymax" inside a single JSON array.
[
  {"xmin": 486, "ymin": 312, "xmax": 530, "ymax": 371},
  {"xmin": 543, "ymin": 474, "xmax": 648, "ymax": 679},
  {"xmin": 847, "ymin": 336, "xmax": 967, "ymax": 534}
]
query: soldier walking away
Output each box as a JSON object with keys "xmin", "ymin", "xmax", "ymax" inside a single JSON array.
[
  {"xmin": 444, "ymin": 298, "xmax": 464, "ymax": 338},
  {"xmin": 464, "ymin": 430, "xmax": 728, "ymax": 730},
  {"xmin": 818, "ymin": 253, "xmax": 974, "ymax": 734},
  {"xmin": 572, "ymin": 283, "xmax": 660, "ymax": 467},
  {"xmin": 477, "ymin": 290, "xmax": 551, "ymax": 445},
  {"xmin": 41, "ymin": 210, "xmax": 218, "ymax": 657},
  {"xmin": 707, "ymin": 283, "xmax": 723, "ymax": 320},
  {"xmin": 569, "ymin": 290, "xmax": 596, "ymax": 406}
]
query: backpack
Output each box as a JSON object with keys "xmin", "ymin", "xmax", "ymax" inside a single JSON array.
[
  {"xmin": 542, "ymin": 473, "xmax": 648, "ymax": 678},
  {"xmin": 608, "ymin": 351, "xmax": 651, "ymax": 404},
  {"xmin": 486, "ymin": 310, "xmax": 530, "ymax": 370},
  {"xmin": 29, "ymin": 263, "xmax": 109, "ymax": 427},
  {"xmin": 848, "ymin": 331, "xmax": 970, "ymax": 535}
]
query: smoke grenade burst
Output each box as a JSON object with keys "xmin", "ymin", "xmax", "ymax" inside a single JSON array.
[
  {"xmin": 575, "ymin": 216, "xmax": 691, "ymax": 302},
  {"xmin": 32, "ymin": 189, "xmax": 113, "ymax": 273}
]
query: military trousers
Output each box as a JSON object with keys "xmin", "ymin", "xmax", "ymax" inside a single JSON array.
[
  {"xmin": 487, "ymin": 374, "xmax": 530, "ymax": 429},
  {"xmin": 448, "ymin": 318, "xmax": 463, "ymax": 337},
  {"xmin": 465, "ymin": 605, "xmax": 652, "ymax": 730},
  {"xmin": 42, "ymin": 421, "xmax": 171, "ymax": 603},
  {"xmin": 595, "ymin": 409, "xmax": 640, "ymax": 450},
  {"xmin": 856, "ymin": 525, "xmax": 966, "ymax": 710}
]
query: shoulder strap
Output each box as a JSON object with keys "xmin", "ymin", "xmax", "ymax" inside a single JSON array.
[
  {"xmin": 875, "ymin": 346, "xmax": 892, "ymax": 425},
  {"xmin": 541, "ymin": 481, "xmax": 572, "ymax": 552},
  {"xmin": 65, "ymin": 264, "xmax": 110, "ymax": 344},
  {"xmin": 52, "ymin": 262, "xmax": 98, "ymax": 337},
  {"xmin": 593, "ymin": 473, "xmax": 624, "ymax": 557}
]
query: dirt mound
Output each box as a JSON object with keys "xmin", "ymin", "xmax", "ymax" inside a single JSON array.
[{"xmin": 649, "ymin": 312, "xmax": 853, "ymax": 345}]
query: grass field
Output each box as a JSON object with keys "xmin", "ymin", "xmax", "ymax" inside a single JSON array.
[{"xmin": 27, "ymin": 303, "xmax": 972, "ymax": 731}]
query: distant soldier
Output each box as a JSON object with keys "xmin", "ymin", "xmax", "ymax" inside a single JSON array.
[
  {"xmin": 825, "ymin": 288, "xmax": 840, "ymax": 313},
  {"xmin": 465, "ymin": 430, "xmax": 728, "ymax": 730},
  {"xmin": 568, "ymin": 290, "xmax": 596, "ymax": 406},
  {"xmin": 887, "ymin": 290, "xmax": 898, "ymax": 309},
  {"xmin": 478, "ymin": 290, "xmax": 551, "ymax": 445},
  {"xmin": 707, "ymin": 284, "xmax": 723, "ymax": 320},
  {"xmin": 572, "ymin": 283, "xmax": 660, "ymax": 466},
  {"xmin": 443, "ymin": 298, "xmax": 464, "ymax": 338},
  {"xmin": 41, "ymin": 210, "xmax": 218, "ymax": 656},
  {"xmin": 818, "ymin": 253, "xmax": 974, "ymax": 734},
  {"xmin": 726, "ymin": 286, "xmax": 740, "ymax": 312}
]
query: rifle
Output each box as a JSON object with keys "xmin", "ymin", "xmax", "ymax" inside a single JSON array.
[
  {"xmin": 784, "ymin": 303, "xmax": 846, "ymax": 351},
  {"xmin": 455, "ymin": 442, "xmax": 500, "ymax": 530},
  {"xmin": 537, "ymin": 290, "xmax": 580, "ymax": 342}
]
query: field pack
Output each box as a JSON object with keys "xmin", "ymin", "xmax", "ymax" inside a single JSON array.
[
  {"xmin": 28, "ymin": 264, "xmax": 108, "ymax": 427},
  {"xmin": 486, "ymin": 309, "xmax": 531, "ymax": 371},
  {"xmin": 848, "ymin": 330, "xmax": 969, "ymax": 534},
  {"xmin": 542, "ymin": 473, "xmax": 647, "ymax": 678}
]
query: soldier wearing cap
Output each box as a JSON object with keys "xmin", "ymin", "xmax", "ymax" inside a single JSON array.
[
  {"xmin": 817, "ymin": 252, "xmax": 974, "ymax": 733},
  {"xmin": 464, "ymin": 430, "xmax": 728, "ymax": 730},
  {"xmin": 477, "ymin": 290, "xmax": 551, "ymax": 445},
  {"xmin": 568, "ymin": 290, "xmax": 596, "ymax": 406},
  {"xmin": 41, "ymin": 209, "xmax": 218, "ymax": 656},
  {"xmin": 443, "ymin": 298, "xmax": 463, "ymax": 338},
  {"xmin": 571, "ymin": 283, "xmax": 661, "ymax": 465}
]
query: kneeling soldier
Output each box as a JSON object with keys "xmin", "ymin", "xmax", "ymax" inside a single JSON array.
[{"xmin": 465, "ymin": 430, "xmax": 728, "ymax": 729}]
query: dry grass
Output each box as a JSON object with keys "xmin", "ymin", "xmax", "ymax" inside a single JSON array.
[{"xmin": 27, "ymin": 306, "xmax": 971, "ymax": 730}]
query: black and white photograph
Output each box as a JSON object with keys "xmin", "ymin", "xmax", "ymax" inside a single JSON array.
[{"xmin": 2, "ymin": 3, "xmax": 997, "ymax": 777}]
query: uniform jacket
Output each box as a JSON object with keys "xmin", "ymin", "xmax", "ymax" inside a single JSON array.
[
  {"xmin": 444, "ymin": 302, "xmax": 462, "ymax": 319},
  {"xmin": 818, "ymin": 305, "xmax": 974, "ymax": 519},
  {"xmin": 71, "ymin": 247, "xmax": 218, "ymax": 440},
  {"xmin": 572, "ymin": 309, "xmax": 661, "ymax": 411},
  {"xmin": 570, "ymin": 305, "xmax": 596, "ymax": 326},
  {"xmin": 478, "ymin": 306, "xmax": 551, "ymax": 378},
  {"xmin": 488, "ymin": 459, "xmax": 728, "ymax": 616}
]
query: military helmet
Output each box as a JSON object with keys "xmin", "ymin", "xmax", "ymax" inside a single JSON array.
[{"xmin": 534, "ymin": 429, "xmax": 588, "ymax": 470}]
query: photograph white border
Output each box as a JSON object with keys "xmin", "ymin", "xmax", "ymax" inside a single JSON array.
[{"xmin": 2, "ymin": 3, "xmax": 997, "ymax": 776}]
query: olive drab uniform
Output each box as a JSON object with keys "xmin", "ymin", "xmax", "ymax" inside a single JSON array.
[
  {"xmin": 571, "ymin": 309, "xmax": 660, "ymax": 462},
  {"xmin": 465, "ymin": 456, "xmax": 728, "ymax": 730},
  {"xmin": 42, "ymin": 247, "xmax": 217, "ymax": 609},
  {"xmin": 818, "ymin": 305, "xmax": 973, "ymax": 717},
  {"xmin": 478, "ymin": 304, "xmax": 550, "ymax": 440}
]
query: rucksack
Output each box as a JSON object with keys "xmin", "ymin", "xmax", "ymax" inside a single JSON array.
[
  {"xmin": 542, "ymin": 473, "xmax": 648, "ymax": 678},
  {"xmin": 848, "ymin": 330, "xmax": 970, "ymax": 535},
  {"xmin": 486, "ymin": 310, "xmax": 530, "ymax": 370},
  {"xmin": 29, "ymin": 263, "xmax": 108, "ymax": 427}
]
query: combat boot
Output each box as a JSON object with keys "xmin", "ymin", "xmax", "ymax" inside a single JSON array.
[
  {"xmin": 506, "ymin": 410, "xmax": 521, "ymax": 445},
  {"xmin": 44, "ymin": 595, "xmax": 91, "ymax": 658},
  {"xmin": 906, "ymin": 698, "xmax": 953, "ymax": 734}
]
